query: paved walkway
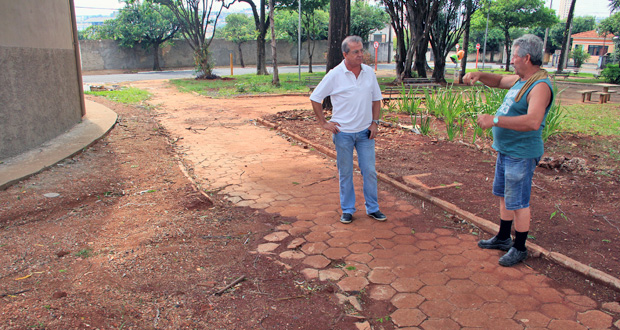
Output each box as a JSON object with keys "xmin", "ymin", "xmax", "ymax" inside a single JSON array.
[
  {"xmin": 138, "ymin": 81, "xmax": 618, "ymax": 330},
  {"xmin": 4, "ymin": 81, "xmax": 617, "ymax": 328}
]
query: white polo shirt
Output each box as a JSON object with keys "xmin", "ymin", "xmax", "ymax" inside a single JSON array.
[{"xmin": 310, "ymin": 61, "xmax": 383, "ymax": 133}]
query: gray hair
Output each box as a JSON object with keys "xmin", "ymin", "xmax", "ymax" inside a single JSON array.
[
  {"xmin": 512, "ymin": 34, "xmax": 544, "ymax": 66},
  {"xmin": 342, "ymin": 36, "xmax": 363, "ymax": 53}
]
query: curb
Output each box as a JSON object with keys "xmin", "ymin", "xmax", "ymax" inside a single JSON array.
[{"xmin": 255, "ymin": 117, "xmax": 620, "ymax": 293}]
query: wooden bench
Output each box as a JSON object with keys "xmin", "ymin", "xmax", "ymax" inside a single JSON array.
[
  {"xmin": 551, "ymin": 72, "xmax": 570, "ymax": 80},
  {"xmin": 305, "ymin": 77, "xmax": 323, "ymax": 92},
  {"xmin": 594, "ymin": 92, "xmax": 610, "ymax": 104},
  {"xmin": 382, "ymin": 86, "xmax": 426, "ymax": 107},
  {"xmin": 577, "ymin": 90, "xmax": 597, "ymax": 102},
  {"xmin": 607, "ymin": 90, "xmax": 616, "ymax": 102},
  {"xmin": 403, "ymin": 77, "xmax": 436, "ymax": 84}
]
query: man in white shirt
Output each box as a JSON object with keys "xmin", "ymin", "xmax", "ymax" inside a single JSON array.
[{"xmin": 310, "ymin": 35, "xmax": 386, "ymax": 224}]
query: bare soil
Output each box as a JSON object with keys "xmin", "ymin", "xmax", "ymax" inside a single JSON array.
[
  {"xmin": 0, "ymin": 96, "xmax": 356, "ymax": 329},
  {"xmin": 0, "ymin": 80, "xmax": 619, "ymax": 329}
]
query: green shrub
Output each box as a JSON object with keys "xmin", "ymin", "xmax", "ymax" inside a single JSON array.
[
  {"xmin": 570, "ymin": 47, "xmax": 590, "ymax": 68},
  {"xmin": 601, "ymin": 64, "xmax": 620, "ymax": 84}
]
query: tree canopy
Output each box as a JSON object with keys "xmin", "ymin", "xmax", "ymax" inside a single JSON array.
[
  {"xmin": 350, "ymin": 1, "xmax": 390, "ymax": 41},
  {"xmin": 484, "ymin": 0, "xmax": 557, "ymax": 70},
  {"xmin": 599, "ymin": 12, "xmax": 620, "ymax": 36}
]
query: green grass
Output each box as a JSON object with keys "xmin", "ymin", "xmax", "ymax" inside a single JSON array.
[
  {"xmin": 561, "ymin": 104, "xmax": 620, "ymax": 136},
  {"xmin": 169, "ymin": 72, "xmax": 395, "ymax": 97},
  {"xmin": 170, "ymin": 72, "xmax": 321, "ymax": 97},
  {"xmin": 85, "ymin": 87, "xmax": 150, "ymax": 105}
]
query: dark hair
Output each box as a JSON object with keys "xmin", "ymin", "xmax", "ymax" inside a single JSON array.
[
  {"xmin": 512, "ymin": 34, "xmax": 543, "ymax": 66},
  {"xmin": 342, "ymin": 36, "xmax": 363, "ymax": 53}
]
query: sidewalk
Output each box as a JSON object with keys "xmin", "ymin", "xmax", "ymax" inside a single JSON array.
[{"xmin": 0, "ymin": 100, "xmax": 117, "ymax": 190}]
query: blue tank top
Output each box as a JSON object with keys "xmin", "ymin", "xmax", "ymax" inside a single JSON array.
[{"xmin": 491, "ymin": 78, "xmax": 554, "ymax": 159}]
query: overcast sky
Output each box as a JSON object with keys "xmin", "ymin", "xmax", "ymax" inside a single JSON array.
[{"xmin": 74, "ymin": 0, "xmax": 612, "ymax": 19}]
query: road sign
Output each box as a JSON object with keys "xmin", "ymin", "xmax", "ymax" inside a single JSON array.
[
  {"xmin": 456, "ymin": 44, "xmax": 459, "ymax": 51},
  {"xmin": 476, "ymin": 43, "xmax": 480, "ymax": 50},
  {"xmin": 373, "ymin": 41, "xmax": 379, "ymax": 49}
]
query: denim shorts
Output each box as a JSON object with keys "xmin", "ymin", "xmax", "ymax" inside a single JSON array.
[{"xmin": 492, "ymin": 153, "xmax": 540, "ymax": 210}]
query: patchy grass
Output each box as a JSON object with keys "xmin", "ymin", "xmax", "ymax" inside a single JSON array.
[
  {"xmin": 85, "ymin": 87, "xmax": 150, "ymax": 105},
  {"xmin": 169, "ymin": 72, "xmax": 321, "ymax": 97},
  {"xmin": 169, "ymin": 72, "xmax": 394, "ymax": 97},
  {"xmin": 561, "ymin": 103, "xmax": 620, "ymax": 136}
]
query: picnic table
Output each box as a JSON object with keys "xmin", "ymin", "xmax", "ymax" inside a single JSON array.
[{"xmin": 595, "ymin": 83, "xmax": 618, "ymax": 103}]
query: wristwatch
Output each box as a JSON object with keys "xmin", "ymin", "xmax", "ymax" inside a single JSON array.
[
  {"xmin": 372, "ymin": 120, "xmax": 380, "ymax": 125},
  {"xmin": 493, "ymin": 116, "xmax": 499, "ymax": 126}
]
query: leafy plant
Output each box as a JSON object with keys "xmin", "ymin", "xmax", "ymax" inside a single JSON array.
[
  {"xmin": 542, "ymin": 85, "xmax": 567, "ymax": 142},
  {"xmin": 601, "ymin": 64, "xmax": 620, "ymax": 84},
  {"xmin": 569, "ymin": 47, "xmax": 590, "ymax": 68},
  {"xmin": 75, "ymin": 248, "xmax": 93, "ymax": 258}
]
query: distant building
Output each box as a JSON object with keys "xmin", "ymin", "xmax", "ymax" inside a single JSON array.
[
  {"xmin": 558, "ymin": 0, "xmax": 571, "ymax": 20},
  {"xmin": 76, "ymin": 13, "xmax": 117, "ymax": 31},
  {"xmin": 571, "ymin": 30, "xmax": 616, "ymax": 64}
]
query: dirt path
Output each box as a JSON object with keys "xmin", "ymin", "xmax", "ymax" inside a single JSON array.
[
  {"xmin": 1, "ymin": 78, "xmax": 617, "ymax": 329},
  {"xmin": 135, "ymin": 80, "xmax": 620, "ymax": 328}
]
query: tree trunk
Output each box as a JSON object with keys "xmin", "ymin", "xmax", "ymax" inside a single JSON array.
[
  {"xmin": 238, "ymin": 43, "xmax": 245, "ymax": 68},
  {"xmin": 308, "ymin": 40, "xmax": 314, "ymax": 73},
  {"xmin": 557, "ymin": 0, "xmax": 577, "ymax": 73},
  {"xmin": 459, "ymin": 1, "xmax": 472, "ymax": 83},
  {"xmin": 326, "ymin": 0, "xmax": 350, "ymax": 72},
  {"xmin": 153, "ymin": 42, "xmax": 161, "ymax": 71},
  {"xmin": 432, "ymin": 56, "xmax": 446, "ymax": 83},
  {"xmin": 256, "ymin": 0, "xmax": 269, "ymax": 75},
  {"xmin": 269, "ymin": 0, "xmax": 279, "ymax": 86},
  {"xmin": 504, "ymin": 31, "xmax": 511, "ymax": 72}
]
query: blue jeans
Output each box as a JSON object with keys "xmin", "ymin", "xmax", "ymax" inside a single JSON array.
[
  {"xmin": 492, "ymin": 153, "xmax": 540, "ymax": 210},
  {"xmin": 333, "ymin": 129, "xmax": 379, "ymax": 214}
]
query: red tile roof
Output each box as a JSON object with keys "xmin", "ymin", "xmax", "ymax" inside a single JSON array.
[{"xmin": 572, "ymin": 29, "xmax": 615, "ymax": 39}]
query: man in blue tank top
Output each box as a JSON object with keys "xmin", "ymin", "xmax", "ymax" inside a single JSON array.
[{"xmin": 463, "ymin": 34, "xmax": 554, "ymax": 267}]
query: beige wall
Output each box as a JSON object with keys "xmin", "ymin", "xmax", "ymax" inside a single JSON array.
[{"xmin": 0, "ymin": 0, "xmax": 83, "ymax": 160}]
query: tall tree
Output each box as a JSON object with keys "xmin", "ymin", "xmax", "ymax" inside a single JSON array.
[
  {"xmin": 599, "ymin": 12, "xmax": 620, "ymax": 36},
  {"xmin": 405, "ymin": 0, "xmax": 441, "ymax": 78},
  {"xmin": 277, "ymin": 0, "xmax": 329, "ymax": 72},
  {"xmin": 350, "ymin": 1, "xmax": 390, "ymax": 41},
  {"xmin": 459, "ymin": 0, "xmax": 480, "ymax": 82},
  {"xmin": 218, "ymin": 13, "xmax": 255, "ymax": 68},
  {"xmin": 103, "ymin": 1, "xmax": 181, "ymax": 71},
  {"xmin": 382, "ymin": 0, "xmax": 408, "ymax": 79},
  {"xmin": 238, "ymin": 0, "xmax": 270, "ymax": 74},
  {"xmin": 611, "ymin": 0, "xmax": 620, "ymax": 12},
  {"xmin": 429, "ymin": 0, "xmax": 468, "ymax": 83},
  {"xmin": 485, "ymin": 0, "xmax": 557, "ymax": 71},
  {"xmin": 269, "ymin": 0, "xmax": 280, "ymax": 85},
  {"xmin": 326, "ymin": 0, "xmax": 350, "ymax": 72},
  {"xmin": 557, "ymin": 0, "xmax": 576, "ymax": 73},
  {"xmin": 155, "ymin": 0, "xmax": 233, "ymax": 78}
]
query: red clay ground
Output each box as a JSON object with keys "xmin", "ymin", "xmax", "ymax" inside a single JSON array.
[{"xmin": 0, "ymin": 80, "xmax": 618, "ymax": 329}]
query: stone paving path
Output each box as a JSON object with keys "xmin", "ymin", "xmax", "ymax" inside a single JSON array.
[{"xmin": 140, "ymin": 81, "xmax": 618, "ymax": 329}]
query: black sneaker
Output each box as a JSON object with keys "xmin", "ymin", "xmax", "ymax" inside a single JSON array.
[
  {"xmin": 340, "ymin": 213, "xmax": 353, "ymax": 224},
  {"xmin": 478, "ymin": 236, "xmax": 513, "ymax": 251},
  {"xmin": 499, "ymin": 247, "xmax": 528, "ymax": 267},
  {"xmin": 367, "ymin": 211, "xmax": 387, "ymax": 221}
]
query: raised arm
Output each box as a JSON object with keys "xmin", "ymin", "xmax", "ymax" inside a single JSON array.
[{"xmin": 463, "ymin": 72, "xmax": 520, "ymax": 89}]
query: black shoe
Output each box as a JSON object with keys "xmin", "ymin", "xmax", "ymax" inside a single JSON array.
[
  {"xmin": 478, "ymin": 236, "xmax": 513, "ymax": 251},
  {"xmin": 340, "ymin": 213, "xmax": 353, "ymax": 224},
  {"xmin": 499, "ymin": 247, "xmax": 528, "ymax": 267},
  {"xmin": 367, "ymin": 211, "xmax": 387, "ymax": 221}
]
